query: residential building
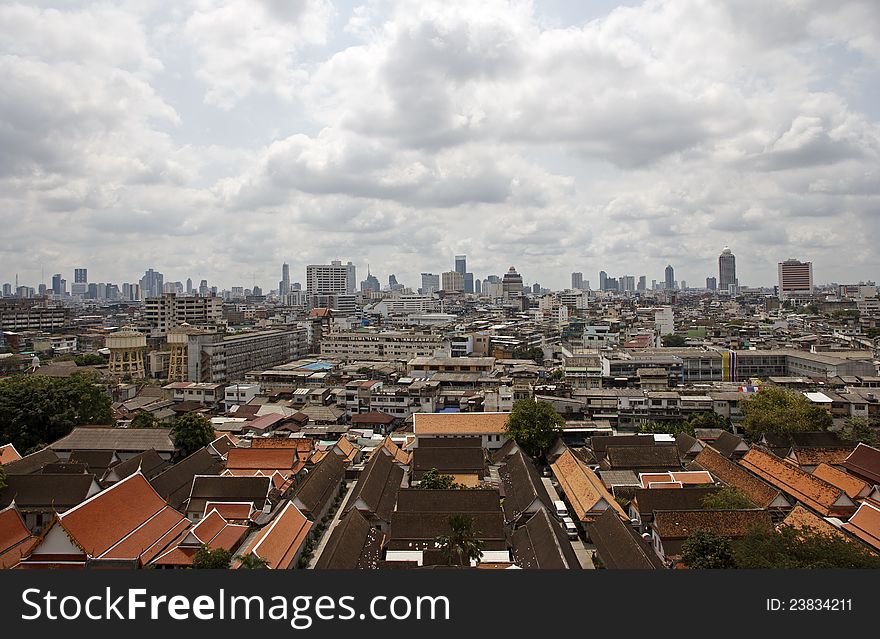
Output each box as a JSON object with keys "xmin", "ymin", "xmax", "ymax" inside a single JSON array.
[{"xmin": 778, "ymin": 259, "xmax": 813, "ymax": 300}]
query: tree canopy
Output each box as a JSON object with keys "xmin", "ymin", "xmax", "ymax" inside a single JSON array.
[
  {"xmin": 733, "ymin": 525, "xmax": 880, "ymax": 569},
  {"xmin": 681, "ymin": 530, "xmax": 736, "ymax": 569},
  {"xmin": 638, "ymin": 420, "xmax": 695, "ymax": 437},
  {"xmin": 686, "ymin": 411, "xmax": 732, "ymax": 432},
  {"xmin": 74, "ymin": 353, "xmax": 106, "ymax": 367},
  {"xmin": 504, "ymin": 399, "xmax": 564, "ymax": 458},
  {"xmin": 170, "ymin": 412, "xmax": 215, "ymax": 457},
  {"xmin": 435, "ymin": 515, "xmax": 484, "ymax": 566},
  {"xmin": 419, "ymin": 468, "xmax": 459, "ymax": 490},
  {"xmin": 235, "ymin": 553, "xmax": 268, "ymax": 569},
  {"xmin": 740, "ymin": 386, "xmax": 832, "ymax": 441},
  {"xmin": 0, "ymin": 374, "xmax": 113, "ymax": 452},
  {"xmin": 661, "ymin": 334, "xmax": 687, "ymax": 347},
  {"xmin": 192, "ymin": 545, "xmax": 232, "ymax": 569},
  {"xmin": 129, "ymin": 412, "xmax": 160, "ymax": 429},
  {"xmin": 701, "ymin": 486, "xmax": 755, "ymax": 510},
  {"xmin": 839, "ymin": 418, "xmax": 880, "ymax": 446}
]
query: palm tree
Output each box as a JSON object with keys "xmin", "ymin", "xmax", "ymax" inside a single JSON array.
[
  {"xmin": 235, "ymin": 552, "xmax": 269, "ymax": 569},
  {"xmin": 435, "ymin": 515, "xmax": 484, "ymax": 566}
]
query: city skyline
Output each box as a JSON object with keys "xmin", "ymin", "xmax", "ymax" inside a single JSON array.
[{"xmin": 2, "ymin": 1, "xmax": 879, "ymax": 291}]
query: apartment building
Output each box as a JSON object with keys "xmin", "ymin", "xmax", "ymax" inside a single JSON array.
[
  {"xmin": 144, "ymin": 293, "xmax": 223, "ymax": 337},
  {"xmin": 320, "ymin": 331, "xmax": 449, "ymax": 361},
  {"xmin": 0, "ymin": 300, "xmax": 69, "ymax": 331},
  {"xmin": 186, "ymin": 328, "xmax": 309, "ymax": 383}
]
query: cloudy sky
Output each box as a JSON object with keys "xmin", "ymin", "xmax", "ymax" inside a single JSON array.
[{"xmin": 2, "ymin": 0, "xmax": 879, "ymax": 292}]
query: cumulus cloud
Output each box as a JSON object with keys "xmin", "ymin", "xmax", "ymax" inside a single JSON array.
[{"xmin": 1, "ymin": 0, "xmax": 879, "ymax": 290}]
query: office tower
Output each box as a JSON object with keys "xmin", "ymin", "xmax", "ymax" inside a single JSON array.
[
  {"xmin": 637, "ymin": 276, "xmax": 646, "ymax": 292},
  {"xmin": 464, "ymin": 272, "xmax": 474, "ymax": 294},
  {"xmin": 279, "ymin": 262, "xmax": 291, "ymax": 295},
  {"xmin": 291, "ymin": 282, "xmax": 301, "ymax": 291},
  {"xmin": 441, "ymin": 271, "xmax": 464, "ymax": 292},
  {"xmin": 501, "ymin": 266, "xmax": 524, "ymax": 298},
  {"xmin": 474, "ymin": 279, "xmax": 482, "ymax": 295},
  {"xmin": 665, "ymin": 265, "xmax": 675, "ymax": 290},
  {"xmin": 2, "ymin": 283, "xmax": 11, "ymax": 297},
  {"xmin": 74, "ymin": 268, "xmax": 87, "ymax": 284},
  {"xmin": 420, "ymin": 273, "xmax": 440, "ymax": 294},
  {"xmin": 307, "ymin": 260, "xmax": 356, "ymax": 295},
  {"xmin": 681, "ymin": 280, "xmax": 687, "ymax": 291},
  {"xmin": 186, "ymin": 278, "xmax": 193, "ymax": 295},
  {"xmin": 599, "ymin": 270, "xmax": 608, "ymax": 291},
  {"xmin": 37, "ymin": 283, "xmax": 47, "ymax": 296},
  {"xmin": 361, "ymin": 269, "xmax": 380, "ymax": 294},
  {"xmin": 51, "ymin": 273, "xmax": 63, "ymax": 295},
  {"xmin": 252, "ymin": 286, "xmax": 263, "ymax": 297},
  {"xmin": 719, "ymin": 247, "xmax": 736, "ymax": 293},
  {"xmin": 455, "ymin": 255, "xmax": 467, "ymax": 276},
  {"xmin": 532, "ymin": 282, "xmax": 541, "ymax": 295},
  {"xmin": 706, "ymin": 277, "xmax": 717, "ymax": 291},
  {"xmin": 571, "ymin": 272, "xmax": 583, "ymax": 290},
  {"xmin": 199, "ymin": 279, "xmax": 209, "ymax": 296},
  {"xmin": 139, "ymin": 269, "xmax": 164, "ymax": 299},
  {"xmin": 778, "ymin": 259, "xmax": 813, "ymax": 300},
  {"xmin": 622, "ymin": 275, "xmax": 635, "ymax": 293}
]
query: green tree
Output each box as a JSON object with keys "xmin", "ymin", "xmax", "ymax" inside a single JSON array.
[
  {"xmin": 661, "ymin": 334, "xmax": 687, "ymax": 347},
  {"xmin": 839, "ymin": 417, "xmax": 880, "ymax": 446},
  {"xmin": 740, "ymin": 386, "xmax": 832, "ymax": 441},
  {"xmin": 74, "ymin": 353, "xmax": 106, "ymax": 366},
  {"xmin": 171, "ymin": 412, "xmax": 215, "ymax": 457},
  {"xmin": 129, "ymin": 412, "xmax": 160, "ymax": 429},
  {"xmin": 733, "ymin": 524, "xmax": 880, "ymax": 569},
  {"xmin": 192, "ymin": 545, "xmax": 233, "ymax": 569},
  {"xmin": 0, "ymin": 463, "xmax": 6, "ymax": 490},
  {"xmin": 686, "ymin": 411, "xmax": 731, "ymax": 432},
  {"xmin": 638, "ymin": 420, "xmax": 694, "ymax": 437},
  {"xmin": 419, "ymin": 468, "xmax": 457, "ymax": 490},
  {"xmin": 0, "ymin": 374, "xmax": 113, "ymax": 452},
  {"xmin": 235, "ymin": 553, "xmax": 269, "ymax": 569},
  {"xmin": 504, "ymin": 399, "xmax": 565, "ymax": 458},
  {"xmin": 681, "ymin": 530, "xmax": 737, "ymax": 569},
  {"xmin": 435, "ymin": 515, "xmax": 484, "ymax": 566},
  {"xmin": 701, "ymin": 486, "xmax": 755, "ymax": 510}
]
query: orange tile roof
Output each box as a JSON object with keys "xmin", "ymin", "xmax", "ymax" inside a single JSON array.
[
  {"xmin": 782, "ymin": 505, "xmax": 847, "ymax": 540},
  {"xmin": 0, "ymin": 443, "xmax": 22, "ymax": 465},
  {"xmin": 251, "ymin": 439, "xmax": 312, "ymax": 452},
  {"xmin": 240, "ymin": 501, "xmax": 312, "ymax": 569},
  {"xmin": 381, "ymin": 437, "xmax": 411, "ymax": 465},
  {"xmin": 789, "ymin": 447, "xmax": 853, "ymax": 467},
  {"xmin": 226, "ymin": 448, "xmax": 298, "ymax": 471},
  {"xmin": 811, "ymin": 463, "xmax": 869, "ymax": 500},
  {"xmin": 841, "ymin": 502, "xmax": 880, "ymax": 551},
  {"xmin": 739, "ymin": 448, "xmax": 854, "ymax": 517},
  {"xmin": 413, "ymin": 412, "xmax": 509, "ymax": 436},
  {"xmin": 693, "ymin": 447, "xmax": 782, "ymax": 509},
  {"xmin": 152, "ymin": 511, "xmax": 249, "ymax": 567},
  {"xmin": 334, "ymin": 437, "xmax": 357, "ymax": 462},
  {"xmin": 0, "ymin": 505, "xmax": 36, "ymax": 569},
  {"xmin": 103, "ymin": 508, "xmax": 189, "ymax": 563},
  {"xmin": 204, "ymin": 502, "xmax": 253, "ymax": 520},
  {"xmin": 551, "ymin": 448, "xmax": 627, "ymax": 522},
  {"xmin": 60, "ymin": 473, "xmax": 186, "ymax": 561},
  {"xmin": 640, "ymin": 471, "xmax": 712, "ymax": 488}
]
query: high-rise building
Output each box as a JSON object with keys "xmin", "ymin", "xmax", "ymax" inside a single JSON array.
[
  {"xmin": 532, "ymin": 282, "xmax": 541, "ymax": 295},
  {"xmin": 706, "ymin": 277, "xmax": 717, "ymax": 291},
  {"xmin": 139, "ymin": 269, "xmax": 164, "ymax": 299},
  {"xmin": 51, "ymin": 273, "xmax": 63, "ymax": 296},
  {"xmin": 501, "ymin": 266, "xmax": 524, "ymax": 298},
  {"xmin": 474, "ymin": 279, "xmax": 482, "ymax": 295},
  {"xmin": 420, "ymin": 273, "xmax": 440, "ymax": 295},
  {"xmin": 719, "ymin": 247, "xmax": 736, "ymax": 293},
  {"xmin": 441, "ymin": 271, "xmax": 464, "ymax": 292},
  {"xmin": 571, "ymin": 272, "xmax": 584, "ymax": 290},
  {"xmin": 622, "ymin": 275, "xmax": 635, "ymax": 293},
  {"xmin": 778, "ymin": 259, "xmax": 813, "ymax": 300},
  {"xmin": 279, "ymin": 262, "xmax": 291, "ymax": 295},
  {"xmin": 664, "ymin": 265, "xmax": 675, "ymax": 290},
  {"xmin": 361, "ymin": 269, "xmax": 380, "ymax": 294},
  {"xmin": 74, "ymin": 268, "xmax": 87, "ymax": 284},
  {"xmin": 599, "ymin": 270, "xmax": 608, "ymax": 291},
  {"xmin": 186, "ymin": 278, "xmax": 193, "ymax": 295},
  {"xmin": 637, "ymin": 276, "xmax": 646, "ymax": 292},
  {"xmin": 464, "ymin": 272, "xmax": 474, "ymax": 294},
  {"xmin": 198, "ymin": 279, "xmax": 209, "ymax": 297},
  {"xmin": 2, "ymin": 283, "xmax": 11, "ymax": 297},
  {"xmin": 454, "ymin": 255, "xmax": 467, "ymax": 276},
  {"xmin": 306, "ymin": 260, "xmax": 356, "ymax": 295}
]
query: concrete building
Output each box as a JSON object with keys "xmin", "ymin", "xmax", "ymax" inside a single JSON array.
[
  {"xmin": 420, "ymin": 273, "xmax": 440, "ymax": 294},
  {"xmin": 571, "ymin": 272, "xmax": 584, "ymax": 290},
  {"xmin": 106, "ymin": 330, "xmax": 147, "ymax": 380},
  {"xmin": 144, "ymin": 293, "xmax": 223, "ymax": 337},
  {"xmin": 320, "ymin": 331, "xmax": 449, "ymax": 361},
  {"xmin": 139, "ymin": 269, "xmax": 164, "ymax": 299},
  {"xmin": 664, "ymin": 265, "xmax": 675, "ymax": 290},
  {"xmin": 307, "ymin": 260, "xmax": 356, "ymax": 296},
  {"xmin": 186, "ymin": 328, "xmax": 309, "ymax": 383},
  {"xmin": 778, "ymin": 259, "xmax": 813, "ymax": 300},
  {"xmin": 441, "ymin": 271, "xmax": 464, "ymax": 292},
  {"xmin": 501, "ymin": 266, "xmax": 524, "ymax": 298},
  {"xmin": 0, "ymin": 300, "xmax": 69, "ymax": 331},
  {"xmin": 719, "ymin": 247, "xmax": 736, "ymax": 293}
]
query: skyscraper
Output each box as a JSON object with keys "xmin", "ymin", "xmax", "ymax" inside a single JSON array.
[
  {"xmin": 571, "ymin": 272, "xmax": 583, "ymax": 290},
  {"xmin": 501, "ymin": 266, "xmax": 524, "ymax": 298},
  {"xmin": 454, "ymin": 255, "xmax": 467, "ymax": 276},
  {"xmin": 599, "ymin": 270, "xmax": 608, "ymax": 291},
  {"xmin": 51, "ymin": 273, "xmax": 66, "ymax": 296},
  {"xmin": 464, "ymin": 272, "xmax": 474, "ymax": 294},
  {"xmin": 474, "ymin": 279, "xmax": 482, "ymax": 295},
  {"xmin": 74, "ymin": 268, "xmax": 87, "ymax": 284},
  {"xmin": 420, "ymin": 273, "xmax": 440, "ymax": 294},
  {"xmin": 186, "ymin": 278, "xmax": 193, "ymax": 294},
  {"xmin": 638, "ymin": 275, "xmax": 646, "ymax": 292},
  {"xmin": 665, "ymin": 265, "xmax": 675, "ymax": 290},
  {"xmin": 139, "ymin": 269, "xmax": 164, "ymax": 298},
  {"xmin": 778, "ymin": 259, "xmax": 813, "ymax": 300},
  {"xmin": 719, "ymin": 247, "xmax": 736, "ymax": 293},
  {"xmin": 279, "ymin": 262, "xmax": 291, "ymax": 295},
  {"xmin": 706, "ymin": 276, "xmax": 717, "ymax": 291},
  {"xmin": 306, "ymin": 260, "xmax": 356, "ymax": 295},
  {"xmin": 441, "ymin": 271, "xmax": 464, "ymax": 292}
]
